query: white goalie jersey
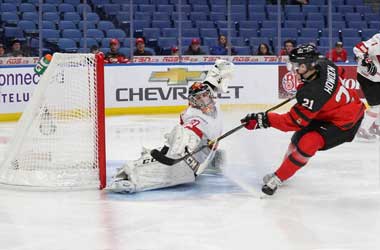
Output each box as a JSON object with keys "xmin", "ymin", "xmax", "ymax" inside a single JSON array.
[{"xmin": 353, "ymin": 33, "xmax": 380, "ymax": 82}]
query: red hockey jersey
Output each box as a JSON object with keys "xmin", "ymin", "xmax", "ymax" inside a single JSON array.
[{"xmin": 269, "ymin": 59, "xmax": 365, "ymax": 132}]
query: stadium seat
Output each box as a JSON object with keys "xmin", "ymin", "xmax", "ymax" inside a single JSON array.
[
  {"xmin": 286, "ymin": 13, "xmax": 305, "ymax": 21},
  {"xmin": 134, "ymin": 20, "xmax": 151, "ymax": 30},
  {"xmin": 153, "ymin": 12, "xmax": 170, "ymax": 20},
  {"xmin": 143, "ymin": 28, "xmax": 161, "ymax": 39},
  {"xmin": 64, "ymin": 12, "xmax": 81, "ymax": 24},
  {"xmin": 203, "ymin": 37, "xmax": 217, "ymax": 47},
  {"xmin": 281, "ymin": 28, "xmax": 298, "ymax": 38},
  {"xmin": 230, "ymin": 37, "xmax": 246, "ymax": 46},
  {"xmin": 103, "ymin": 4, "xmax": 120, "ymax": 16},
  {"xmin": 345, "ymin": 13, "xmax": 363, "ymax": 22},
  {"xmin": 307, "ymin": 12, "xmax": 323, "ymax": 21},
  {"xmin": 78, "ymin": 21, "xmax": 97, "ymax": 30},
  {"xmin": 87, "ymin": 29, "xmax": 105, "ymax": 41},
  {"xmin": 182, "ymin": 28, "xmax": 200, "ymax": 38},
  {"xmin": 239, "ymin": 21, "xmax": 260, "ymax": 29},
  {"xmin": 45, "ymin": 0, "xmax": 61, "ymax": 4},
  {"xmin": 355, "ymin": 6, "xmax": 372, "ymax": 15},
  {"xmin": 346, "ymin": 0, "xmax": 364, "ymax": 4},
  {"xmin": 18, "ymin": 20, "xmax": 37, "ymax": 32},
  {"xmin": 230, "ymin": 13, "xmax": 247, "ymax": 22},
  {"xmin": 302, "ymin": 5, "xmax": 319, "ymax": 14},
  {"xmin": 260, "ymin": 28, "xmax": 277, "ymax": 38},
  {"xmin": 261, "ymin": 21, "xmax": 278, "ymax": 29},
  {"xmin": 20, "ymin": 3, "xmax": 36, "ymax": 12},
  {"xmin": 200, "ymin": 28, "xmax": 218, "ymax": 38},
  {"xmin": 284, "ymin": 5, "xmax": 301, "ymax": 13},
  {"xmin": 158, "ymin": 37, "xmax": 177, "ymax": 48},
  {"xmin": 332, "ymin": 21, "xmax": 346, "ymax": 29},
  {"xmin": 239, "ymin": 29, "xmax": 258, "ymax": 39},
  {"xmin": 59, "ymin": 21, "xmax": 76, "ymax": 30},
  {"xmin": 248, "ymin": 4, "xmax": 265, "ymax": 13},
  {"xmin": 58, "ymin": 3, "xmax": 75, "ymax": 13},
  {"xmin": 231, "ymin": 5, "xmax": 245, "ymax": 13},
  {"xmin": 209, "ymin": 12, "xmax": 226, "ymax": 21},
  {"xmin": 171, "ymin": 12, "xmax": 189, "ymax": 20},
  {"xmin": 368, "ymin": 21, "xmax": 380, "ymax": 29},
  {"xmin": 301, "ymin": 28, "xmax": 319, "ymax": 38},
  {"xmin": 189, "ymin": 12, "xmax": 208, "ymax": 21},
  {"xmin": 122, "ymin": 38, "xmax": 132, "ymax": 47},
  {"xmin": 341, "ymin": 28, "xmax": 360, "ymax": 37},
  {"xmin": 336, "ymin": 5, "xmax": 355, "ymax": 14},
  {"xmin": 79, "ymin": 38, "xmax": 99, "ymax": 48},
  {"xmin": 64, "ymin": 0, "xmax": 80, "ymax": 5},
  {"xmin": 42, "ymin": 21, "xmax": 56, "ymax": 29},
  {"xmin": 215, "ymin": 21, "xmax": 229, "ymax": 29},
  {"xmin": 42, "ymin": 29, "xmax": 60, "ymax": 42},
  {"xmin": 151, "ymin": 20, "xmax": 172, "ymax": 29},
  {"xmin": 1, "ymin": 12, "xmax": 19, "ymax": 25},
  {"xmin": 86, "ymin": 13, "xmax": 100, "ymax": 23},
  {"xmin": 248, "ymin": 12, "xmax": 266, "ymax": 22},
  {"xmin": 219, "ymin": 28, "xmax": 238, "ymax": 37},
  {"xmin": 97, "ymin": 21, "xmax": 115, "ymax": 31},
  {"xmin": 139, "ymin": 4, "xmax": 155, "ymax": 13},
  {"xmin": 4, "ymin": 27, "xmax": 23, "ymax": 38},
  {"xmin": 161, "ymin": 28, "xmax": 177, "ymax": 37},
  {"xmin": 364, "ymin": 14, "xmax": 380, "ymax": 22},
  {"xmin": 188, "ymin": 0, "xmax": 206, "ymax": 4},
  {"xmin": 347, "ymin": 21, "xmax": 368, "ymax": 29},
  {"xmin": 43, "ymin": 12, "xmax": 60, "ymax": 23},
  {"xmin": 157, "ymin": 4, "xmax": 174, "ymax": 13},
  {"xmin": 234, "ymin": 46, "xmax": 251, "ymax": 55},
  {"xmin": 106, "ymin": 29, "xmax": 126, "ymax": 40},
  {"xmin": 173, "ymin": 20, "xmax": 193, "ymax": 29},
  {"xmin": 1, "ymin": 3, "xmax": 17, "ymax": 12},
  {"xmin": 41, "ymin": 4, "xmax": 57, "ymax": 12},
  {"xmin": 283, "ymin": 21, "xmax": 304, "ymax": 29},
  {"xmin": 192, "ymin": 4, "xmax": 210, "ymax": 12},
  {"xmin": 195, "ymin": 21, "xmax": 214, "ymax": 29},
  {"xmin": 267, "ymin": 13, "xmax": 285, "ymax": 21},
  {"xmin": 308, "ymin": 0, "xmax": 325, "ymax": 5},
  {"xmin": 211, "ymin": 4, "xmax": 226, "ymax": 12},
  {"xmin": 62, "ymin": 29, "xmax": 82, "ymax": 42},
  {"xmin": 119, "ymin": 47, "xmax": 131, "ymax": 57},
  {"xmin": 305, "ymin": 20, "xmax": 324, "ymax": 29},
  {"xmin": 318, "ymin": 37, "xmax": 340, "ymax": 47},
  {"xmin": 249, "ymin": 37, "xmax": 270, "ymax": 48}
]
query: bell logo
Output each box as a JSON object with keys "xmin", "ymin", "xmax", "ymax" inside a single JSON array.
[{"xmin": 149, "ymin": 68, "xmax": 206, "ymax": 85}]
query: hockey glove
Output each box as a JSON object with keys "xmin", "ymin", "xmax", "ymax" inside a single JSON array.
[
  {"xmin": 240, "ymin": 112, "xmax": 270, "ymax": 130},
  {"xmin": 361, "ymin": 56, "xmax": 377, "ymax": 76}
]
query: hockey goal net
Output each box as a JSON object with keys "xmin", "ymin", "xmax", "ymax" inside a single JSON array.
[{"xmin": 0, "ymin": 53, "xmax": 106, "ymax": 189}]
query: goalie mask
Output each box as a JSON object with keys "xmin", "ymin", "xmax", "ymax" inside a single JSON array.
[{"xmin": 188, "ymin": 82, "xmax": 216, "ymax": 114}]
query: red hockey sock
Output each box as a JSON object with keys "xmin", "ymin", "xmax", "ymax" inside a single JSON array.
[{"xmin": 275, "ymin": 131, "xmax": 325, "ymax": 181}]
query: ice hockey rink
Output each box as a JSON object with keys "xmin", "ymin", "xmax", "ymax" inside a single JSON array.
[{"xmin": 0, "ymin": 108, "xmax": 380, "ymax": 250}]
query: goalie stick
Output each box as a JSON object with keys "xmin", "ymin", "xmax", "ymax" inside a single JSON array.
[{"xmin": 150, "ymin": 97, "xmax": 295, "ymax": 166}]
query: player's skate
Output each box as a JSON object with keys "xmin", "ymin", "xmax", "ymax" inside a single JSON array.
[
  {"xmin": 369, "ymin": 123, "xmax": 380, "ymax": 136},
  {"xmin": 356, "ymin": 127, "xmax": 377, "ymax": 141},
  {"xmin": 262, "ymin": 173, "xmax": 282, "ymax": 196}
]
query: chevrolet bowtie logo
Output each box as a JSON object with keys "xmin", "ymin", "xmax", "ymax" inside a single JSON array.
[{"xmin": 149, "ymin": 68, "xmax": 206, "ymax": 85}]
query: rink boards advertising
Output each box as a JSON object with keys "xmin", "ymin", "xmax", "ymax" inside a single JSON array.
[{"xmin": 0, "ymin": 57, "xmax": 361, "ymax": 121}]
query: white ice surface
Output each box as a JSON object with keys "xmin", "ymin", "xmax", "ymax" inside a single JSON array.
[{"xmin": 0, "ymin": 110, "xmax": 380, "ymax": 250}]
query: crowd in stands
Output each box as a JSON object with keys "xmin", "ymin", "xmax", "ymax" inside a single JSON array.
[{"xmin": 0, "ymin": 0, "xmax": 378, "ymax": 63}]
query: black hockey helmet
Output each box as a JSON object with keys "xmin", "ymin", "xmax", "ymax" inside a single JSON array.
[
  {"xmin": 188, "ymin": 82, "xmax": 215, "ymax": 114},
  {"xmin": 288, "ymin": 44, "xmax": 320, "ymax": 65}
]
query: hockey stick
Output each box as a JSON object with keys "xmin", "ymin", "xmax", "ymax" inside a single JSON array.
[{"xmin": 151, "ymin": 97, "xmax": 295, "ymax": 166}]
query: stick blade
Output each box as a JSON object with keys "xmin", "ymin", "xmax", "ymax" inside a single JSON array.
[{"xmin": 150, "ymin": 149, "xmax": 177, "ymax": 165}]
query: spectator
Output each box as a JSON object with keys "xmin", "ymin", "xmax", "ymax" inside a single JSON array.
[
  {"xmin": 184, "ymin": 38, "xmax": 206, "ymax": 55},
  {"xmin": 279, "ymin": 39, "xmax": 296, "ymax": 56},
  {"xmin": 104, "ymin": 38, "xmax": 128, "ymax": 63},
  {"xmin": 210, "ymin": 35, "xmax": 236, "ymax": 55},
  {"xmin": 171, "ymin": 46, "xmax": 179, "ymax": 56},
  {"xmin": 90, "ymin": 45, "xmax": 99, "ymax": 54},
  {"xmin": 7, "ymin": 39, "xmax": 25, "ymax": 57},
  {"xmin": 0, "ymin": 43, "xmax": 6, "ymax": 57},
  {"xmin": 134, "ymin": 38, "xmax": 153, "ymax": 56},
  {"xmin": 256, "ymin": 43, "xmax": 273, "ymax": 55},
  {"xmin": 326, "ymin": 41, "xmax": 348, "ymax": 63}
]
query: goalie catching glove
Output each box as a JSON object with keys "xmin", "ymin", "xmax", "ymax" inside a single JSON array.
[
  {"xmin": 204, "ymin": 59, "xmax": 234, "ymax": 93},
  {"xmin": 241, "ymin": 112, "xmax": 270, "ymax": 130}
]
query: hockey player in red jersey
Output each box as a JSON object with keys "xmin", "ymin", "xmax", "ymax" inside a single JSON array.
[{"xmin": 241, "ymin": 44, "xmax": 365, "ymax": 195}]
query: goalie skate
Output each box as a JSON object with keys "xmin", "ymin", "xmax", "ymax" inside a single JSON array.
[
  {"xmin": 107, "ymin": 178, "xmax": 136, "ymax": 193},
  {"xmin": 356, "ymin": 128, "xmax": 377, "ymax": 142}
]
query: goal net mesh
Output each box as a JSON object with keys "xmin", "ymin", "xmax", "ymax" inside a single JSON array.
[{"xmin": 0, "ymin": 53, "xmax": 104, "ymax": 189}]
